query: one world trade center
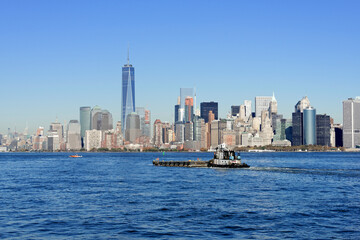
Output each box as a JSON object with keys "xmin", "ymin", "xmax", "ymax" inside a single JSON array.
[{"xmin": 122, "ymin": 50, "xmax": 135, "ymax": 132}]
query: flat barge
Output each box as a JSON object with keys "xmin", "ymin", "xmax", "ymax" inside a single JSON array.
[{"xmin": 153, "ymin": 144, "xmax": 250, "ymax": 168}]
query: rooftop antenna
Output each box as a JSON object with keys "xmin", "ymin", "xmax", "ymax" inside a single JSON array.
[{"xmin": 127, "ymin": 43, "xmax": 130, "ymax": 65}]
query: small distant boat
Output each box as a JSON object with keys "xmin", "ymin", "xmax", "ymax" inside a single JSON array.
[{"xmin": 69, "ymin": 154, "xmax": 82, "ymax": 158}]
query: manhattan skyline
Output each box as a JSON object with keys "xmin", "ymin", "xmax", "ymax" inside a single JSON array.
[{"xmin": 1, "ymin": 0, "xmax": 360, "ymax": 134}]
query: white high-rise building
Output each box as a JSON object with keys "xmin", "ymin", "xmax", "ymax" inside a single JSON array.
[
  {"xmin": 84, "ymin": 129, "xmax": 102, "ymax": 151},
  {"xmin": 244, "ymin": 100, "xmax": 252, "ymax": 118},
  {"xmin": 343, "ymin": 97, "xmax": 360, "ymax": 148},
  {"xmin": 255, "ymin": 96, "xmax": 272, "ymax": 117},
  {"xmin": 67, "ymin": 120, "xmax": 81, "ymax": 150}
]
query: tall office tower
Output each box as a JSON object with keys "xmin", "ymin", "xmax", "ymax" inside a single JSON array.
[
  {"xmin": 231, "ymin": 106, "xmax": 240, "ymax": 117},
  {"xmin": 295, "ymin": 96, "xmax": 310, "ymax": 112},
  {"xmin": 334, "ymin": 124, "xmax": 343, "ymax": 147},
  {"xmin": 175, "ymin": 122, "xmax": 185, "ymax": 143},
  {"xmin": 101, "ymin": 110, "xmax": 113, "ymax": 131},
  {"xmin": 66, "ymin": 120, "xmax": 81, "ymax": 150},
  {"xmin": 244, "ymin": 100, "xmax": 252, "ymax": 118},
  {"xmin": 185, "ymin": 97, "xmax": 194, "ymax": 122},
  {"xmin": 343, "ymin": 97, "xmax": 360, "ymax": 148},
  {"xmin": 91, "ymin": 106, "xmax": 102, "ymax": 130},
  {"xmin": 255, "ymin": 96, "xmax": 272, "ymax": 117},
  {"xmin": 200, "ymin": 102, "xmax": 218, "ymax": 123},
  {"xmin": 184, "ymin": 121, "xmax": 193, "ymax": 141},
  {"xmin": 271, "ymin": 114, "xmax": 283, "ymax": 134},
  {"xmin": 90, "ymin": 106, "xmax": 113, "ymax": 131},
  {"xmin": 47, "ymin": 130, "xmax": 59, "ymax": 151},
  {"xmin": 316, "ymin": 114, "xmax": 331, "ymax": 146},
  {"xmin": 239, "ymin": 105, "xmax": 246, "ymax": 120},
  {"xmin": 153, "ymin": 119, "xmax": 163, "ymax": 147},
  {"xmin": 50, "ymin": 122, "xmax": 63, "ymax": 143},
  {"xmin": 84, "ymin": 129, "xmax": 102, "ymax": 151},
  {"xmin": 161, "ymin": 122, "xmax": 171, "ymax": 144},
  {"xmin": 292, "ymin": 96, "xmax": 312, "ymax": 146},
  {"xmin": 80, "ymin": 106, "xmax": 91, "ymax": 141},
  {"xmin": 292, "ymin": 112, "xmax": 303, "ymax": 146},
  {"xmin": 303, "ymin": 107, "xmax": 316, "ymax": 145},
  {"xmin": 211, "ymin": 120, "xmax": 227, "ymax": 148},
  {"xmin": 193, "ymin": 115, "xmax": 204, "ymax": 142},
  {"xmin": 122, "ymin": 51, "xmax": 135, "ymax": 133},
  {"xmin": 274, "ymin": 119, "xmax": 292, "ymax": 142},
  {"xmin": 174, "ymin": 104, "xmax": 180, "ymax": 123},
  {"xmin": 125, "ymin": 112, "xmax": 141, "ymax": 143},
  {"xmin": 269, "ymin": 93, "xmax": 278, "ymax": 115},
  {"xmin": 210, "ymin": 120, "xmax": 220, "ymax": 147}
]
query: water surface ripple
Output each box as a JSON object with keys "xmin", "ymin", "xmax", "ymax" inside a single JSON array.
[{"xmin": 0, "ymin": 152, "xmax": 359, "ymax": 239}]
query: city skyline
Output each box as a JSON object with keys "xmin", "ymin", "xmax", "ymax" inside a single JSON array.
[{"xmin": 1, "ymin": 1, "xmax": 360, "ymax": 133}]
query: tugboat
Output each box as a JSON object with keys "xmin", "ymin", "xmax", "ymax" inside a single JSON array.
[
  {"xmin": 208, "ymin": 144, "xmax": 250, "ymax": 168},
  {"xmin": 153, "ymin": 144, "xmax": 250, "ymax": 168}
]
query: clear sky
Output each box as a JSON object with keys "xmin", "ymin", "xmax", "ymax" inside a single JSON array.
[{"xmin": 1, "ymin": 0, "xmax": 359, "ymax": 134}]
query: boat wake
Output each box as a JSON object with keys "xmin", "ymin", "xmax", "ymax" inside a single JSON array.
[{"xmin": 248, "ymin": 166, "xmax": 360, "ymax": 177}]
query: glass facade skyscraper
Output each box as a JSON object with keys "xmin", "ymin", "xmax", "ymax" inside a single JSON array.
[
  {"xmin": 303, "ymin": 107, "xmax": 316, "ymax": 145},
  {"xmin": 200, "ymin": 102, "xmax": 218, "ymax": 123},
  {"xmin": 122, "ymin": 60, "xmax": 135, "ymax": 132},
  {"xmin": 80, "ymin": 106, "xmax": 91, "ymax": 139}
]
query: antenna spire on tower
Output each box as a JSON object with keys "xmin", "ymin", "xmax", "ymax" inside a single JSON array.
[{"xmin": 127, "ymin": 43, "xmax": 130, "ymax": 65}]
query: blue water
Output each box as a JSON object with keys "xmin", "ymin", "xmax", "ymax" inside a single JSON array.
[{"xmin": 0, "ymin": 152, "xmax": 359, "ymax": 239}]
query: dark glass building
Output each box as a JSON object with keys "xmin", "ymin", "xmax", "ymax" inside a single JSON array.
[
  {"xmin": 335, "ymin": 126, "xmax": 343, "ymax": 147},
  {"xmin": 201, "ymin": 102, "xmax": 218, "ymax": 123},
  {"xmin": 316, "ymin": 114, "xmax": 331, "ymax": 146},
  {"xmin": 231, "ymin": 106, "xmax": 240, "ymax": 117},
  {"xmin": 122, "ymin": 59, "xmax": 135, "ymax": 132},
  {"xmin": 174, "ymin": 104, "xmax": 180, "ymax": 123},
  {"xmin": 292, "ymin": 112, "xmax": 303, "ymax": 146}
]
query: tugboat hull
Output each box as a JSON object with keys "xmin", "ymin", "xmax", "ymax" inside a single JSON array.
[{"xmin": 207, "ymin": 159, "xmax": 250, "ymax": 168}]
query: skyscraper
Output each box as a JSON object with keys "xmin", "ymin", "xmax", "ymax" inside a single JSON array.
[
  {"xmin": 200, "ymin": 102, "xmax": 218, "ymax": 123},
  {"xmin": 343, "ymin": 97, "xmax": 360, "ymax": 148},
  {"xmin": 184, "ymin": 97, "xmax": 194, "ymax": 122},
  {"xmin": 80, "ymin": 106, "xmax": 91, "ymax": 142},
  {"xmin": 67, "ymin": 120, "xmax": 81, "ymax": 150},
  {"xmin": 90, "ymin": 106, "xmax": 113, "ymax": 131},
  {"xmin": 125, "ymin": 112, "xmax": 141, "ymax": 143},
  {"xmin": 292, "ymin": 96, "xmax": 311, "ymax": 146},
  {"xmin": 244, "ymin": 100, "xmax": 252, "ymax": 118},
  {"xmin": 122, "ymin": 51, "xmax": 135, "ymax": 132},
  {"xmin": 91, "ymin": 106, "xmax": 102, "ymax": 130},
  {"xmin": 303, "ymin": 107, "xmax": 316, "ymax": 145},
  {"xmin": 255, "ymin": 96, "xmax": 272, "ymax": 117},
  {"xmin": 316, "ymin": 114, "xmax": 331, "ymax": 146},
  {"xmin": 231, "ymin": 106, "xmax": 240, "ymax": 117}
]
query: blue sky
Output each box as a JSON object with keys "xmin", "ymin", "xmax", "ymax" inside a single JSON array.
[{"xmin": 1, "ymin": 0, "xmax": 359, "ymax": 134}]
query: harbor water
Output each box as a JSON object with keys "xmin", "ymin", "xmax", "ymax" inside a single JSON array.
[{"xmin": 0, "ymin": 152, "xmax": 359, "ymax": 239}]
